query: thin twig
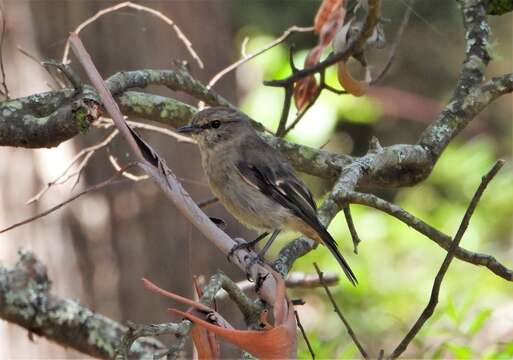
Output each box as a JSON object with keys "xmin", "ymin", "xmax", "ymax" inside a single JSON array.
[
  {"xmin": 62, "ymin": 1, "xmax": 203, "ymax": 69},
  {"xmin": 313, "ymin": 263, "xmax": 368, "ymax": 359},
  {"xmin": 282, "ymin": 87, "xmax": 321, "ymax": 136},
  {"xmin": 275, "ymin": 85, "xmax": 294, "ymax": 137},
  {"xmin": 389, "ymin": 160, "xmax": 505, "ymax": 359},
  {"xmin": 346, "ymin": 191, "xmax": 513, "ymax": 281},
  {"xmin": 207, "ymin": 26, "xmax": 313, "ymax": 89},
  {"xmin": 27, "ymin": 130, "xmax": 119, "ymax": 204},
  {"xmin": 216, "ymin": 271, "xmax": 340, "ymax": 301},
  {"xmin": 108, "ymin": 154, "xmax": 149, "ymax": 182},
  {"xmin": 0, "ymin": 163, "xmax": 138, "ymax": 235},
  {"xmin": 96, "ymin": 118, "xmax": 196, "ymax": 144},
  {"xmin": 0, "ymin": 5, "xmax": 8, "ymax": 99},
  {"xmin": 343, "ymin": 205, "xmax": 361, "ymax": 254},
  {"xmin": 294, "ymin": 310, "xmax": 316, "ymax": 359},
  {"xmin": 371, "ymin": 0, "xmax": 414, "ymax": 85}
]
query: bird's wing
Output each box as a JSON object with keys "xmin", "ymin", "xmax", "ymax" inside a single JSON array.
[
  {"xmin": 236, "ymin": 147, "xmax": 358, "ymax": 286},
  {"xmin": 235, "ymin": 158, "xmax": 318, "ymax": 226}
]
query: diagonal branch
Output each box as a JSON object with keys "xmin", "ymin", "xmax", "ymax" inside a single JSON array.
[
  {"xmin": 345, "ymin": 189, "xmax": 513, "ymax": 281},
  {"xmin": 389, "ymin": 159, "xmax": 505, "ymax": 359},
  {"xmin": 0, "ymin": 249, "xmax": 164, "ymax": 358},
  {"xmin": 314, "ymin": 263, "xmax": 368, "ymax": 359},
  {"xmin": 69, "ymin": 32, "xmax": 280, "ymax": 311}
]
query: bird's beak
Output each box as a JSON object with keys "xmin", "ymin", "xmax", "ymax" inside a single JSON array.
[{"xmin": 176, "ymin": 124, "xmax": 200, "ymax": 134}]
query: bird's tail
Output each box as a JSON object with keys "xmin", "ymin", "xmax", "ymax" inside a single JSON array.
[{"xmin": 316, "ymin": 225, "xmax": 358, "ymax": 286}]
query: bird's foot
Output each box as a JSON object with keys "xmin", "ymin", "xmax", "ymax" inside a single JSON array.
[
  {"xmin": 227, "ymin": 232, "xmax": 270, "ymax": 262},
  {"xmin": 244, "ymin": 253, "xmax": 267, "ymax": 282},
  {"xmin": 227, "ymin": 238, "xmax": 253, "ymax": 262}
]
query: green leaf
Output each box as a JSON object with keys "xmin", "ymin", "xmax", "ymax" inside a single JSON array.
[
  {"xmin": 466, "ymin": 308, "xmax": 492, "ymax": 336},
  {"xmin": 445, "ymin": 342, "xmax": 474, "ymax": 359}
]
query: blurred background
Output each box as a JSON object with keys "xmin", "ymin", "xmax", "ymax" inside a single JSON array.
[{"xmin": 0, "ymin": 0, "xmax": 511, "ymax": 358}]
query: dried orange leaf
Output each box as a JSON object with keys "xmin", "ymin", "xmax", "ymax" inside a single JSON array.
[
  {"xmin": 294, "ymin": 76, "xmax": 319, "ymax": 111},
  {"xmin": 191, "ymin": 326, "xmax": 220, "ymax": 360},
  {"xmin": 337, "ymin": 61, "xmax": 371, "ymax": 97},
  {"xmin": 319, "ymin": 6, "xmax": 346, "ymax": 46},
  {"xmin": 314, "ymin": 0, "xmax": 344, "ymax": 34}
]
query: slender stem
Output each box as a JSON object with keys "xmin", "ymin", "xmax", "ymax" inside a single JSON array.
[
  {"xmin": 389, "ymin": 160, "xmax": 505, "ymax": 359},
  {"xmin": 313, "ymin": 263, "xmax": 368, "ymax": 359}
]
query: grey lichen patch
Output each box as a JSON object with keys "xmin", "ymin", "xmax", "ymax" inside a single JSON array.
[
  {"xmin": 466, "ymin": 54, "xmax": 486, "ymax": 72},
  {"xmin": 1, "ymin": 99, "xmax": 23, "ymax": 111}
]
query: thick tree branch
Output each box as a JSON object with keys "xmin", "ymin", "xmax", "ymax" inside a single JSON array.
[
  {"xmin": 0, "ymin": 249, "xmax": 164, "ymax": 358},
  {"xmin": 419, "ymin": 73, "xmax": 513, "ymax": 159}
]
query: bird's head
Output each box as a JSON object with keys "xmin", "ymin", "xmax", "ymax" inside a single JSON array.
[{"xmin": 177, "ymin": 107, "xmax": 251, "ymax": 148}]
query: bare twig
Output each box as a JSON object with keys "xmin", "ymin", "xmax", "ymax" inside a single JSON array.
[
  {"xmin": 0, "ymin": 5, "xmax": 8, "ymax": 99},
  {"xmin": 208, "ymin": 25, "xmax": 313, "ymax": 89},
  {"xmin": 108, "ymin": 154, "xmax": 149, "ymax": 182},
  {"xmin": 0, "ymin": 163, "xmax": 138, "ymax": 235},
  {"xmin": 275, "ymin": 85, "xmax": 294, "ymax": 136},
  {"xmin": 389, "ymin": 159, "xmax": 505, "ymax": 359},
  {"xmin": 294, "ymin": 310, "xmax": 316, "ymax": 359},
  {"xmin": 346, "ymin": 191, "xmax": 513, "ymax": 281},
  {"xmin": 62, "ymin": 1, "xmax": 203, "ymax": 69},
  {"xmin": 216, "ymin": 271, "xmax": 340, "ymax": 300},
  {"xmin": 371, "ymin": 0, "xmax": 414, "ymax": 85},
  {"xmin": 282, "ymin": 87, "xmax": 321, "ymax": 136},
  {"xmin": 343, "ymin": 205, "xmax": 361, "ymax": 254},
  {"xmin": 27, "ymin": 130, "xmax": 119, "ymax": 204},
  {"xmin": 313, "ymin": 263, "xmax": 368, "ymax": 359}
]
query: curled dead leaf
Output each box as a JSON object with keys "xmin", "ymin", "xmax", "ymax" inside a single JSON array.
[
  {"xmin": 314, "ymin": 0, "xmax": 344, "ymax": 34},
  {"xmin": 337, "ymin": 61, "xmax": 371, "ymax": 97},
  {"xmin": 294, "ymin": 76, "xmax": 319, "ymax": 111},
  {"xmin": 143, "ymin": 269, "xmax": 296, "ymax": 360}
]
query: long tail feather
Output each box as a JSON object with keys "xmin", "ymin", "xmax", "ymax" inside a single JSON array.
[{"xmin": 318, "ymin": 226, "xmax": 358, "ymax": 286}]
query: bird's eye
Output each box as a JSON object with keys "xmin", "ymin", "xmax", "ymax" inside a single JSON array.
[{"xmin": 211, "ymin": 120, "xmax": 221, "ymax": 129}]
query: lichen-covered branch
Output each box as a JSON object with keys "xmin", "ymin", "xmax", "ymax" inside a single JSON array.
[
  {"xmin": 0, "ymin": 87, "xmax": 100, "ymax": 148},
  {"xmin": 346, "ymin": 191, "xmax": 513, "ymax": 281},
  {"xmin": 105, "ymin": 68, "xmax": 231, "ymax": 107},
  {"xmin": 0, "ymin": 249, "xmax": 164, "ymax": 359}
]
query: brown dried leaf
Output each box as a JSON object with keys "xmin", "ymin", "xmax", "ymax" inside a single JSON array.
[
  {"xmin": 294, "ymin": 76, "xmax": 319, "ymax": 111},
  {"xmin": 319, "ymin": 6, "xmax": 346, "ymax": 46},
  {"xmin": 169, "ymin": 269, "xmax": 296, "ymax": 360},
  {"xmin": 314, "ymin": 0, "xmax": 344, "ymax": 34},
  {"xmin": 337, "ymin": 61, "xmax": 371, "ymax": 97}
]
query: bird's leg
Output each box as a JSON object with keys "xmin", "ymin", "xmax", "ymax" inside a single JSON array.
[
  {"xmin": 257, "ymin": 229, "xmax": 281, "ymax": 260},
  {"xmin": 227, "ymin": 231, "xmax": 270, "ymax": 260}
]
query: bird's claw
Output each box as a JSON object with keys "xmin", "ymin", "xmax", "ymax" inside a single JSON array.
[{"xmin": 227, "ymin": 238, "xmax": 253, "ymax": 262}]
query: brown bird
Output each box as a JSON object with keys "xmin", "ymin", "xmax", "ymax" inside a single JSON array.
[{"xmin": 178, "ymin": 107, "xmax": 357, "ymax": 285}]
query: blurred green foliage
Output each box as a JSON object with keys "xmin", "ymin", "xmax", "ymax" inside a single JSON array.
[{"xmin": 230, "ymin": 1, "xmax": 512, "ymax": 357}]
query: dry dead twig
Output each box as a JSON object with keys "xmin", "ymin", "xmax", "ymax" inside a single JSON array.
[
  {"xmin": 0, "ymin": 163, "xmax": 138, "ymax": 235},
  {"xmin": 314, "ymin": 262, "xmax": 368, "ymax": 359},
  {"xmin": 389, "ymin": 160, "xmax": 505, "ymax": 359},
  {"xmin": 62, "ymin": 1, "xmax": 203, "ymax": 69},
  {"xmin": 27, "ymin": 130, "xmax": 119, "ymax": 204},
  {"xmin": 207, "ymin": 25, "xmax": 313, "ymax": 89}
]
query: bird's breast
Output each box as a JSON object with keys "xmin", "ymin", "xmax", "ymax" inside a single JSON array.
[{"xmin": 201, "ymin": 151, "xmax": 290, "ymax": 231}]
